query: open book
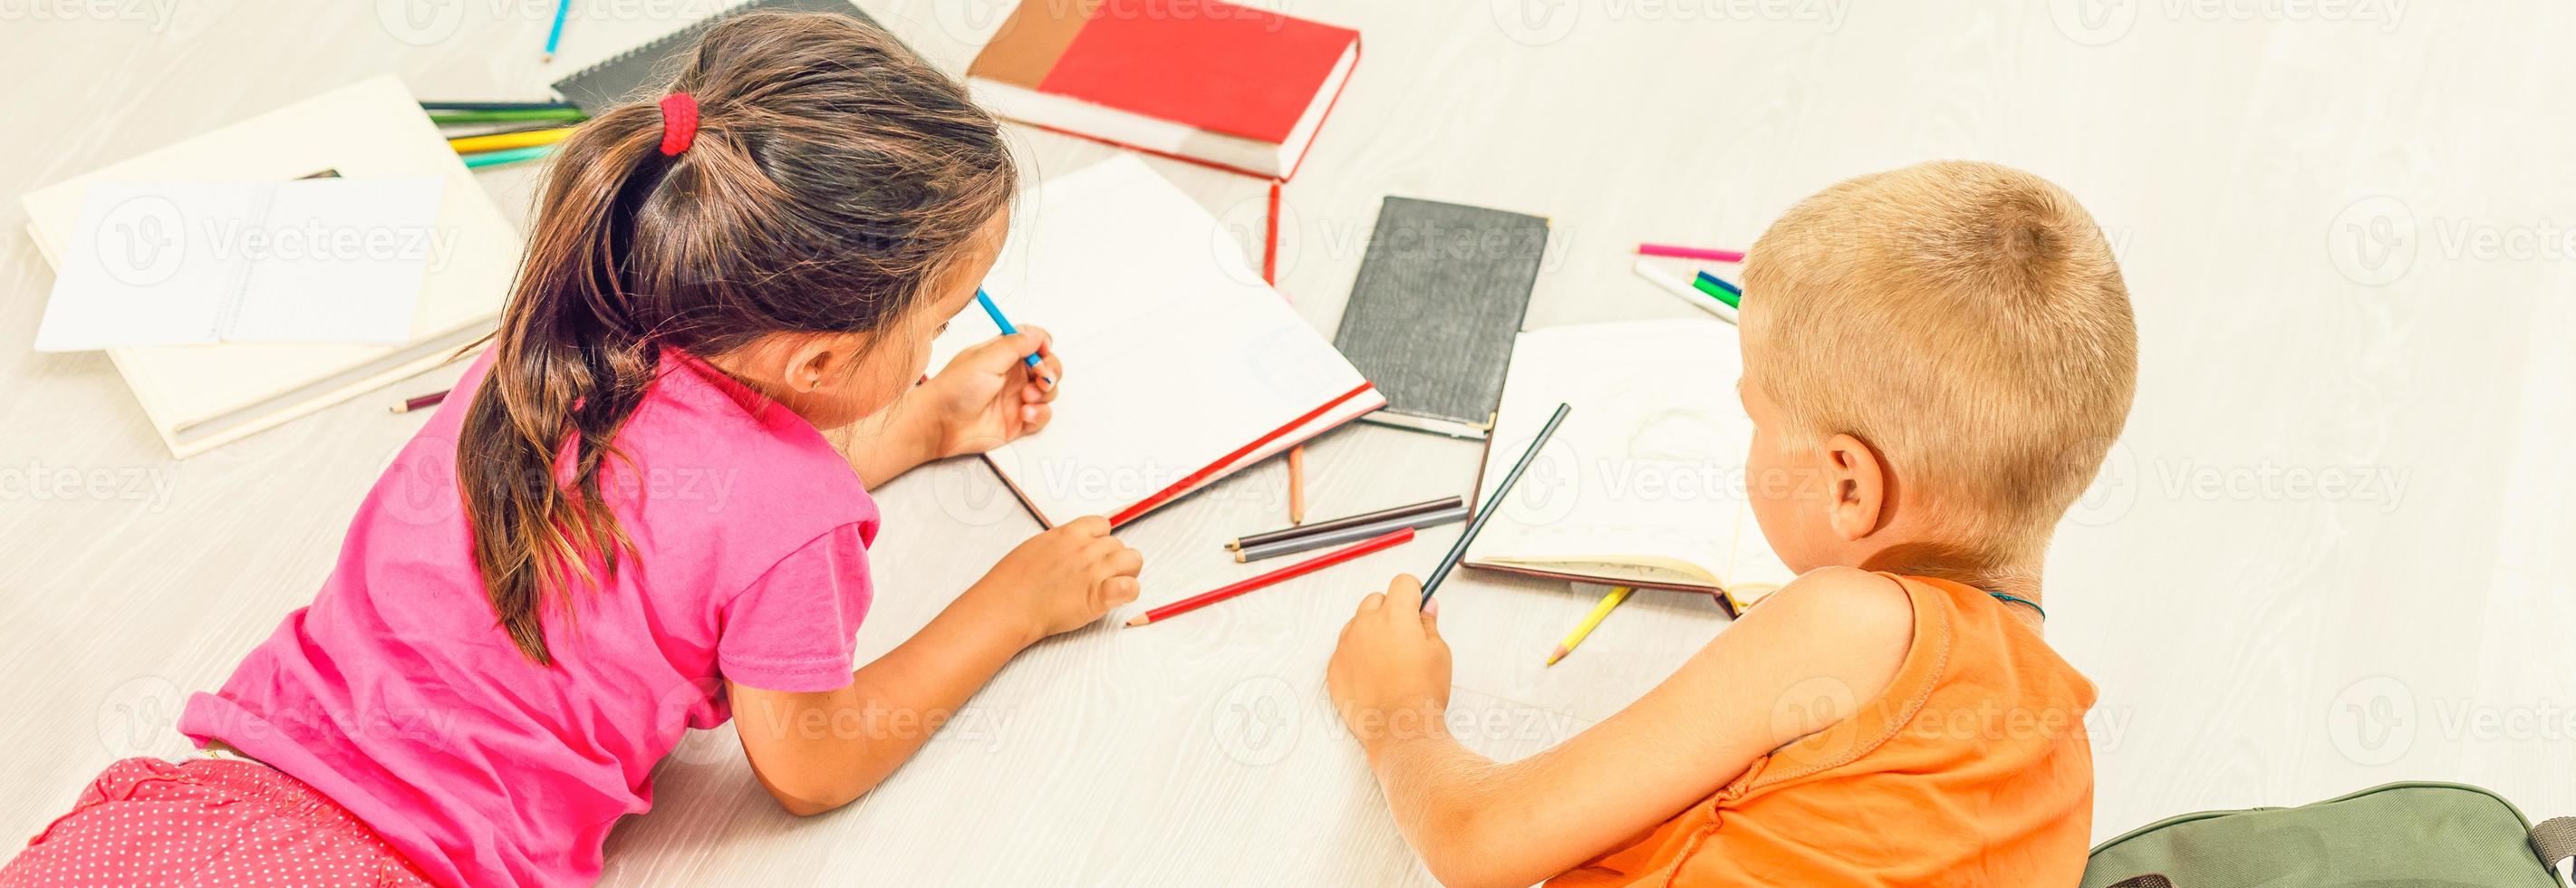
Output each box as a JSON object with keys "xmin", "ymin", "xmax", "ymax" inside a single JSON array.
[
  {"xmin": 20, "ymin": 76, "xmax": 520, "ymax": 458},
  {"xmin": 928, "ymin": 156, "xmax": 1383, "ymax": 527},
  {"xmin": 1462, "ymin": 319, "xmax": 1797, "ymax": 615}
]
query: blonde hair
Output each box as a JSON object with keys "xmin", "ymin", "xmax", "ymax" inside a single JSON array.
[{"xmin": 1743, "ymin": 160, "xmax": 2137, "ymax": 565}]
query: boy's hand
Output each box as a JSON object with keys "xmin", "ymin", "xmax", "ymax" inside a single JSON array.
[
  {"xmin": 966, "ymin": 516, "xmax": 1142, "ymax": 645},
  {"xmin": 915, "ymin": 328, "xmax": 1064, "ymax": 458},
  {"xmin": 1327, "ymin": 574, "xmax": 1453, "ymax": 754}
]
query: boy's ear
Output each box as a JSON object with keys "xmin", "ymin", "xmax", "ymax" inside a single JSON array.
[{"xmin": 1821, "ymin": 432, "xmax": 1889, "ymax": 542}]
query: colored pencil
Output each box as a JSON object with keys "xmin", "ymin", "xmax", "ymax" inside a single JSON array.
[
  {"xmin": 1126, "ymin": 527, "xmax": 1416, "ymax": 627},
  {"xmin": 429, "ymin": 108, "xmax": 588, "ymax": 125},
  {"xmin": 544, "ymin": 0, "xmax": 572, "ymax": 61},
  {"xmin": 449, "ymin": 126, "xmax": 575, "ymax": 154},
  {"xmin": 1633, "ymin": 260, "xmax": 1737, "ymax": 323},
  {"xmin": 1693, "ymin": 270, "xmax": 1742, "ymax": 307},
  {"xmin": 461, "ymin": 145, "xmax": 558, "ymax": 169},
  {"xmin": 1636, "ymin": 243, "xmax": 1745, "ymax": 263},
  {"xmin": 1420, "ymin": 402, "xmax": 1571, "ymax": 604},
  {"xmin": 420, "ymin": 101, "xmax": 579, "ymax": 112},
  {"xmin": 973, "ymin": 289, "xmax": 1054, "ymax": 385},
  {"xmin": 1237, "ymin": 506, "xmax": 1468, "ymax": 564},
  {"xmin": 1288, "ymin": 448, "xmax": 1307, "ymax": 525},
  {"xmin": 390, "ymin": 390, "xmax": 450, "ymax": 414},
  {"xmin": 1547, "ymin": 586, "xmax": 1634, "ymax": 666},
  {"xmin": 1230, "ymin": 496, "xmax": 1462, "ymax": 551}
]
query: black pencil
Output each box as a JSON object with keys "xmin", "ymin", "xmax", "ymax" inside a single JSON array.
[
  {"xmin": 1419, "ymin": 403, "xmax": 1572, "ymax": 604},
  {"xmin": 1227, "ymin": 496, "xmax": 1463, "ymax": 552},
  {"xmin": 420, "ymin": 101, "xmax": 579, "ymax": 112}
]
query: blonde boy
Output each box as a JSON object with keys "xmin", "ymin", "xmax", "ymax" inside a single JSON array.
[{"xmin": 1327, "ymin": 160, "xmax": 2137, "ymax": 887}]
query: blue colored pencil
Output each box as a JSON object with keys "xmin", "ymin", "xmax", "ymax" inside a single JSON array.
[
  {"xmin": 974, "ymin": 289, "xmax": 1053, "ymax": 385},
  {"xmin": 1695, "ymin": 270, "xmax": 1742, "ymax": 300},
  {"xmin": 544, "ymin": 0, "xmax": 571, "ymax": 61}
]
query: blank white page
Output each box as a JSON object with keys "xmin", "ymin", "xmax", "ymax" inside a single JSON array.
[
  {"xmin": 929, "ymin": 155, "xmax": 1380, "ymax": 526},
  {"xmin": 1465, "ymin": 318, "xmax": 1785, "ymax": 586}
]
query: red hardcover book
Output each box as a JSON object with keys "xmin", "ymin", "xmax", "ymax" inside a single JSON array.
[{"xmin": 966, "ymin": 0, "xmax": 1360, "ymax": 179}]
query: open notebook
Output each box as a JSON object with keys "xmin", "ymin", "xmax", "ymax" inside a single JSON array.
[
  {"xmin": 928, "ymin": 155, "xmax": 1383, "ymax": 527},
  {"xmin": 21, "ymin": 76, "xmax": 519, "ymax": 458},
  {"xmin": 1462, "ymin": 318, "xmax": 1796, "ymax": 615}
]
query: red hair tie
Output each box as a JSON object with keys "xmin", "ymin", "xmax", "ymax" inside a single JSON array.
[{"xmin": 657, "ymin": 92, "xmax": 699, "ymax": 157}]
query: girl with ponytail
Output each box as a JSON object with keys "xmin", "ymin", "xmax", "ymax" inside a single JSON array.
[{"xmin": 3, "ymin": 14, "xmax": 1141, "ymax": 888}]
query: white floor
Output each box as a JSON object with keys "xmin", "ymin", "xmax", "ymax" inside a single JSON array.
[{"xmin": 5, "ymin": 2, "xmax": 2573, "ymax": 884}]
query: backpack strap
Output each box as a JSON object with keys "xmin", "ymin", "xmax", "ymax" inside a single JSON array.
[
  {"xmin": 2108, "ymin": 877, "xmax": 2174, "ymax": 888},
  {"xmin": 2534, "ymin": 817, "xmax": 2576, "ymax": 883}
]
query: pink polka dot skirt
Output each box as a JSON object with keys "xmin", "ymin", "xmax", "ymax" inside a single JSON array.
[{"xmin": 0, "ymin": 757, "xmax": 432, "ymax": 887}]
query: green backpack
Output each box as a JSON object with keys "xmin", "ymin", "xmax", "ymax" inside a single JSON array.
[{"xmin": 2081, "ymin": 782, "xmax": 2576, "ymax": 888}]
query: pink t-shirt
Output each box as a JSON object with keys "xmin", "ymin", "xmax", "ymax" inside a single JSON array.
[{"xmin": 180, "ymin": 349, "xmax": 879, "ymax": 887}]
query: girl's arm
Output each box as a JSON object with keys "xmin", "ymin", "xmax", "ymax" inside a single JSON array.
[
  {"xmin": 730, "ymin": 516, "xmax": 1141, "ymax": 815},
  {"xmin": 1325, "ymin": 567, "xmax": 1913, "ymax": 888}
]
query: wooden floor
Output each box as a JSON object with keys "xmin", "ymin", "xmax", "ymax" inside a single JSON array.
[{"xmin": 5, "ymin": 2, "xmax": 2574, "ymax": 883}]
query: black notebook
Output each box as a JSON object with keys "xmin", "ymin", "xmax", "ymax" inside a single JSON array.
[
  {"xmin": 551, "ymin": 0, "xmax": 884, "ymax": 114},
  {"xmin": 1330, "ymin": 198, "xmax": 1548, "ymax": 439}
]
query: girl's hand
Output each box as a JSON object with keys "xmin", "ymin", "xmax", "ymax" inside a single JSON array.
[
  {"xmin": 917, "ymin": 328, "xmax": 1064, "ymax": 458},
  {"xmin": 965, "ymin": 516, "xmax": 1143, "ymax": 645},
  {"xmin": 1326, "ymin": 574, "xmax": 1454, "ymax": 755}
]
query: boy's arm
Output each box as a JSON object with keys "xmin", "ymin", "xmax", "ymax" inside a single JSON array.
[{"xmin": 1326, "ymin": 567, "xmax": 1913, "ymax": 888}]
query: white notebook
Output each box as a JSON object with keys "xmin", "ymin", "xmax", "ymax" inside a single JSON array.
[
  {"xmin": 35, "ymin": 177, "xmax": 446, "ymax": 352},
  {"xmin": 928, "ymin": 155, "xmax": 1383, "ymax": 527},
  {"xmin": 21, "ymin": 76, "xmax": 521, "ymax": 458},
  {"xmin": 1462, "ymin": 318, "xmax": 1797, "ymax": 613}
]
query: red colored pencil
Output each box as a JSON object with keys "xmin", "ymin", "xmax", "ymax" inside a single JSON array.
[
  {"xmin": 1635, "ymin": 243, "xmax": 1745, "ymax": 263},
  {"xmin": 1124, "ymin": 526, "xmax": 1414, "ymax": 627},
  {"xmin": 390, "ymin": 389, "xmax": 450, "ymax": 414}
]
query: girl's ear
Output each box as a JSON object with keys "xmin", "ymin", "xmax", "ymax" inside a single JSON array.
[
  {"xmin": 1821, "ymin": 432, "xmax": 1889, "ymax": 542},
  {"xmin": 777, "ymin": 333, "xmax": 873, "ymax": 394}
]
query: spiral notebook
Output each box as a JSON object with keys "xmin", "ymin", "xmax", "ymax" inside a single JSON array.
[
  {"xmin": 550, "ymin": 0, "xmax": 884, "ymax": 113},
  {"xmin": 927, "ymin": 156, "xmax": 1383, "ymax": 527}
]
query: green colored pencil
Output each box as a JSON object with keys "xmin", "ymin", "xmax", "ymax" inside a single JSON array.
[
  {"xmin": 430, "ymin": 108, "xmax": 588, "ymax": 125},
  {"xmin": 1691, "ymin": 275, "xmax": 1741, "ymax": 308},
  {"xmin": 462, "ymin": 145, "xmax": 558, "ymax": 169}
]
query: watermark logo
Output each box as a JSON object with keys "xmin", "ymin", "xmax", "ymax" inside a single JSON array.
[
  {"xmin": 1211, "ymin": 675, "xmax": 1304, "ymax": 766},
  {"xmin": 97, "ymin": 674, "xmax": 188, "ymax": 758},
  {"xmin": 2049, "ymin": 0, "xmax": 2137, "ymax": 45},
  {"xmin": 2328, "ymin": 675, "xmax": 2415, "ymax": 766},
  {"xmin": 1491, "ymin": 0, "xmax": 1581, "ymax": 45},
  {"xmin": 2063, "ymin": 439, "xmax": 2137, "ymax": 526},
  {"xmin": 94, "ymin": 194, "xmax": 186, "ymax": 286},
  {"xmin": 931, "ymin": 0, "xmax": 1019, "ymax": 45},
  {"xmin": 2329, "ymin": 195, "xmax": 2416, "ymax": 285},
  {"xmin": 377, "ymin": 0, "xmax": 464, "ymax": 45}
]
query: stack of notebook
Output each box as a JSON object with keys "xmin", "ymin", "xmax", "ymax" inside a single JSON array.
[
  {"xmin": 928, "ymin": 155, "xmax": 1384, "ymax": 527},
  {"xmin": 20, "ymin": 76, "xmax": 522, "ymax": 458}
]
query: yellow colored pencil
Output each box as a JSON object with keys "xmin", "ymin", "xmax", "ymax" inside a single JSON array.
[
  {"xmin": 448, "ymin": 126, "xmax": 576, "ymax": 155},
  {"xmin": 1546, "ymin": 586, "xmax": 1634, "ymax": 666}
]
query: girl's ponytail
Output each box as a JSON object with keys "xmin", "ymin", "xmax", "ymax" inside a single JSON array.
[{"xmin": 457, "ymin": 13, "xmax": 1017, "ymax": 664}]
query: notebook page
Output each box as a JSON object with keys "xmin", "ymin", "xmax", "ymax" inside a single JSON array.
[
  {"xmin": 1465, "ymin": 319, "xmax": 1769, "ymax": 584},
  {"xmin": 227, "ymin": 176, "xmax": 443, "ymax": 344},
  {"xmin": 34, "ymin": 181, "xmax": 262, "ymax": 351},
  {"xmin": 927, "ymin": 155, "xmax": 1375, "ymax": 526}
]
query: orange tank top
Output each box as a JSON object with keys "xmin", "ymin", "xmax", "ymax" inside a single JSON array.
[{"xmin": 1548, "ymin": 574, "xmax": 2098, "ymax": 887}]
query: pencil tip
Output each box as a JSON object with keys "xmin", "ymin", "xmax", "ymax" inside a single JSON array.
[
  {"xmin": 1231, "ymin": 552, "xmax": 1246, "ymax": 564},
  {"xmin": 1124, "ymin": 614, "xmax": 1149, "ymax": 627},
  {"xmin": 542, "ymin": 53, "xmax": 554, "ymax": 63},
  {"xmin": 1545, "ymin": 646, "xmax": 1568, "ymax": 666},
  {"xmin": 388, "ymin": 401, "xmax": 408, "ymax": 414}
]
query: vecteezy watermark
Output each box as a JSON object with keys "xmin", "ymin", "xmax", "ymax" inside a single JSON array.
[
  {"xmin": 1211, "ymin": 675, "xmax": 1305, "ymax": 766},
  {"xmin": 2330, "ymin": 195, "xmax": 2576, "ymax": 286},
  {"xmin": 2329, "ymin": 675, "xmax": 2576, "ymax": 767},
  {"xmin": 97, "ymin": 674, "xmax": 189, "ymax": 758},
  {"xmin": 1491, "ymin": 0, "xmax": 1852, "ymax": 46},
  {"xmin": 89, "ymin": 189, "xmax": 462, "ymax": 289},
  {"xmin": 378, "ymin": 0, "xmax": 748, "ymax": 46},
  {"xmin": 2153, "ymin": 458, "xmax": 2410, "ymax": 513},
  {"xmin": 0, "ymin": 0, "xmax": 178, "ymax": 29},
  {"xmin": 2050, "ymin": 0, "xmax": 2407, "ymax": 46},
  {"xmin": 0, "ymin": 460, "xmax": 176, "ymax": 510}
]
